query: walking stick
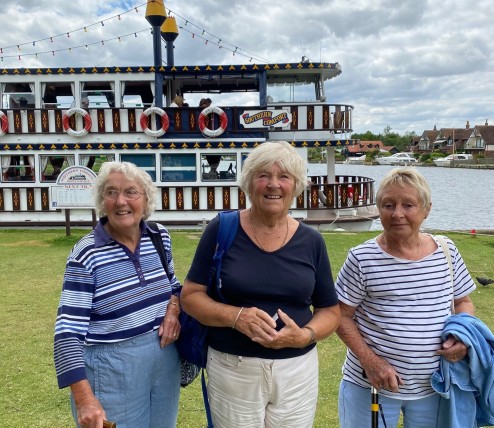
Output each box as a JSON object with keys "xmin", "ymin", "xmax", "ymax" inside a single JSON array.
[{"xmin": 371, "ymin": 386, "xmax": 379, "ymax": 428}]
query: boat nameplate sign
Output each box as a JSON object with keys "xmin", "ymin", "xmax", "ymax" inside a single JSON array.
[
  {"xmin": 240, "ymin": 110, "xmax": 292, "ymax": 128},
  {"xmin": 51, "ymin": 166, "xmax": 97, "ymax": 208}
]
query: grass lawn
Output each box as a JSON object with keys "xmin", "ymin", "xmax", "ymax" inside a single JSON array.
[{"xmin": 1, "ymin": 228, "xmax": 493, "ymax": 427}]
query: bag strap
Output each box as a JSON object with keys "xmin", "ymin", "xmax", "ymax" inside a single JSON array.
[
  {"xmin": 210, "ymin": 210, "xmax": 239, "ymax": 303},
  {"xmin": 148, "ymin": 221, "xmax": 171, "ymax": 280},
  {"xmin": 436, "ymin": 235, "xmax": 455, "ymax": 314}
]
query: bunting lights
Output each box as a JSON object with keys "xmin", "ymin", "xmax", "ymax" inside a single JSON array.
[{"xmin": 0, "ymin": 1, "xmax": 271, "ymax": 64}]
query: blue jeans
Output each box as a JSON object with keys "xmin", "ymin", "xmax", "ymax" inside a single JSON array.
[
  {"xmin": 71, "ymin": 330, "xmax": 180, "ymax": 428},
  {"xmin": 339, "ymin": 380, "xmax": 440, "ymax": 428}
]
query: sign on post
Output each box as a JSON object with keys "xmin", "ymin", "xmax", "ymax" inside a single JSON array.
[{"xmin": 50, "ymin": 166, "xmax": 97, "ymax": 235}]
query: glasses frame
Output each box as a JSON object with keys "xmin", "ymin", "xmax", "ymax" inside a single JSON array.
[{"xmin": 102, "ymin": 189, "xmax": 145, "ymax": 201}]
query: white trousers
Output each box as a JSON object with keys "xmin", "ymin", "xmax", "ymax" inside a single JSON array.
[{"xmin": 207, "ymin": 347, "xmax": 319, "ymax": 428}]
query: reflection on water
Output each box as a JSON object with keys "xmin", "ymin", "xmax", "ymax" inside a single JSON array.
[{"xmin": 308, "ymin": 164, "xmax": 494, "ymax": 231}]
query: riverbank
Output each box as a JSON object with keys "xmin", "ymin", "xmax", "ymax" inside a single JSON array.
[{"xmin": 1, "ymin": 229, "xmax": 493, "ymax": 427}]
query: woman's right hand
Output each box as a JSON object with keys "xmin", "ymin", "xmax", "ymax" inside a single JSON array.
[
  {"xmin": 361, "ymin": 356, "xmax": 403, "ymax": 393},
  {"xmin": 234, "ymin": 306, "xmax": 278, "ymax": 343},
  {"xmin": 71, "ymin": 380, "xmax": 107, "ymax": 427}
]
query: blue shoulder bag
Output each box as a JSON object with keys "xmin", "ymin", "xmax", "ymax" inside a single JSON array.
[
  {"xmin": 149, "ymin": 211, "xmax": 239, "ymax": 428},
  {"xmin": 175, "ymin": 210, "xmax": 239, "ymax": 368}
]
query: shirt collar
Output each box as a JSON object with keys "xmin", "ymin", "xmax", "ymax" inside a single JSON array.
[{"xmin": 94, "ymin": 217, "xmax": 149, "ymax": 247}]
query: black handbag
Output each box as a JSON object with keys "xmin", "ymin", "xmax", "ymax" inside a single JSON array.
[{"xmin": 147, "ymin": 222, "xmax": 200, "ymax": 388}]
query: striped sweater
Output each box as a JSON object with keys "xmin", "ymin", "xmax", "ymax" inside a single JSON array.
[
  {"xmin": 54, "ymin": 219, "xmax": 181, "ymax": 388},
  {"xmin": 336, "ymin": 234, "xmax": 476, "ymax": 399}
]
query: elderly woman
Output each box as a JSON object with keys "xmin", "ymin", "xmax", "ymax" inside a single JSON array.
[
  {"xmin": 54, "ymin": 161, "xmax": 182, "ymax": 427},
  {"xmin": 181, "ymin": 141, "xmax": 341, "ymax": 427},
  {"xmin": 336, "ymin": 167, "xmax": 476, "ymax": 428}
]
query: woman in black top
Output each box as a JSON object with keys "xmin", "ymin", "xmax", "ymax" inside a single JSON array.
[{"xmin": 182, "ymin": 141, "xmax": 341, "ymax": 427}]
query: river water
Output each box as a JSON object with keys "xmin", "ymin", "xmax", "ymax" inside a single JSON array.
[{"xmin": 308, "ymin": 164, "xmax": 494, "ymax": 231}]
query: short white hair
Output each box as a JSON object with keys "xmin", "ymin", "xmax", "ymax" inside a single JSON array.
[
  {"xmin": 239, "ymin": 141, "xmax": 307, "ymax": 198},
  {"xmin": 93, "ymin": 161, "xmax": 157, "ymax": 219}
]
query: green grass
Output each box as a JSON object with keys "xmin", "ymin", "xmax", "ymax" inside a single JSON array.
[{"xmin": 1, "ymin": 229, "xmax": 493, "ymax": 427}]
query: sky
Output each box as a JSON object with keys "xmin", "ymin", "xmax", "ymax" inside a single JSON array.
[{"xmin": 1, "ymin": 0, "xmax": 493, "ymax": 135}]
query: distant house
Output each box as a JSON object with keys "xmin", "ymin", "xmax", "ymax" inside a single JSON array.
[
  {"xmin": 412, "ymin": 121, "xmax": 494, "ymax": 158},
  {"xmin": 415, "ymin": 127, "xmax": 440, "ymax": 152},
  {"xmin": 343, "ymin": 140, "xmax": 384, "ymax": 157},
  {"xmin": 464, "ymin": 122, "xmax": 494, "ymax": 158},
  {"xmin": 433, "ymin": 126, "xmax": 471, "ymax": 154}
]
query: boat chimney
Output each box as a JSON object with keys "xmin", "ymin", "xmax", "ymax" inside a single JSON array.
[
  {"xmin": 145, "ymin": 0, "xmax": 166, "ymax": 108},
  {"xmin": 145, "ymin": 0, "xmax": 166, "ymax": 27},
  {"xmin": 161, "ymin": 15, "xmax": 179, "ymax": 67}
]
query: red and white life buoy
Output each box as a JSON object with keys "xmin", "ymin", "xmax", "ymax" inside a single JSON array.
[
  {"xmin": 198, "ymin": 105, "xmax": 228, "ymax": 138},
  {"xmin": 0, "ymin": 111, "xmax": 8, "ymax": 136},
  {"xmin": 140, "ymin": 107, "xmax": 169, "ymax": 137},
  {"xmin": 62, "ymin": 107, "xmax": 92, "ymax": 137}
]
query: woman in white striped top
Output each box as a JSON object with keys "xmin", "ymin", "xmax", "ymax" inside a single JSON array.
[{"xmin": 336, "ymin": 167, "xmax": 476, "ymax": 428}]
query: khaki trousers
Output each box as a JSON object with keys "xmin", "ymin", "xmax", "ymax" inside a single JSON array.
[{"xmin": 207, "ymin": 347, "xmax": 319, "ymax": 428}]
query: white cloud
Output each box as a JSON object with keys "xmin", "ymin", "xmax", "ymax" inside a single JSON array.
[{"xmin": 1, "ymin": 0, "xmax": 493, "ymax": 133}]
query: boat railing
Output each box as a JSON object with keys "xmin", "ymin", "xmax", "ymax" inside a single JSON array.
[
  {"xmin": 0, "ymin": 103, "xmax": 353, "ymax": 136},
  {"xmin": 0, "ymin": 175, "xmax": 376, "ymax": 223},
  {"xmin": 307, "ymin": 175, "xmax": 376, "ymax": 210}
]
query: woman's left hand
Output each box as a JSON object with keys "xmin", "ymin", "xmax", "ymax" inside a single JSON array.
[
  {"xmin": 158, "ymin": 299, "xmax": 181, "ymax": 348},
  {"xmin": 437, "ymin": 334, "xmax": 468, "ymax": 362},
  {"xmin": 251, "ymin": 309, "xmax": 303, "ymax": 349}
]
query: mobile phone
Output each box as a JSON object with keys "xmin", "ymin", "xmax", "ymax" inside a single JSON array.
[{"xmin": 272, "ymin": 312, "xmax": 285, "ymax": 331}]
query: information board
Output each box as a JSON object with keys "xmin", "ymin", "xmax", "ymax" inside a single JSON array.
[{"xmin": 50, "ymin": 166, "xmax": 97, "ymax": 208}]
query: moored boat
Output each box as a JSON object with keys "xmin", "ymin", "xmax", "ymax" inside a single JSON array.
[
  {"xmin": 0, "ymin": 13, "xmax": 378, "ymax": 231},
  {"xmin": 433, "ymin": 153, "xmax": 473, "ymax": 167},
  {"xmin": 376, "ymin": 152, "xmax": 417, "ymax": 166}
]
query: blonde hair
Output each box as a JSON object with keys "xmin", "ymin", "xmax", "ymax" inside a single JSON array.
[
  {"xmin": 376, "ymin": 167, "xmax": 431, "ymax": 209},
  {"xmin": 239, "ymin": 141, "xmax": 307, "ymax": 198},
  {"xmin": 93, "ymin": 161, "xmax": 157, "ymax": 219}
]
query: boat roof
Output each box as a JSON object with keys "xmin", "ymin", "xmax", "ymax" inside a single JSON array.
[{"xmin": 0, "ymin": 61, "xmax": 341, "ymax": 80}]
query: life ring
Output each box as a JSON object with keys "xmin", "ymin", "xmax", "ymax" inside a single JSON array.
[
  {"xmin": 62, "ymin": 107, "xmax": 92, "ymax": 137},
  {"xmin": 140, "ymin": 107, "xmax": 169, "ymax": 137},
  {"xmin": 198, "ymin": 105, "xmax": 228, "ymax": 138},
  {"xmin": 0, "ymin": 111, "xmax": 8, "ymax": 136}
]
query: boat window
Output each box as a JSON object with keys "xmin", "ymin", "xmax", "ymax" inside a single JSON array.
[
  {"xmin": 267, "ymin": 74, "xmax": 323, "ymax": 103},
  {"xmin": 39, "ymin": 155, "xmax": 75, "ymax": 182},
  {"xmin": 2, "ymin": 83, "xmax": 35, "ymax": 109},
  {"xmin": 79, "ymin": 155, "xmax": 115, "ymax": 173},
  {"xmin": 201, "ymin": 154, "xmax": 236, "ymax": 181},
  {"xmin": 42, "ymin": 83, "xmax": 74, "ymax": 108},
  {"xmin": 122, "ymin": 80, "xmax": 155, "ymax": 108},
  {"xmin": 81, "ymin": 82, "xmax": 115, "ymax": 108},
  {"xmin": 161, "ymin": 154, "xmax": 196, "ymax": 182},
  {"xmin": 1, "ymin": 155, "xmax": 35, "ymax": 182},
  {"xmin": 120, "ymin": 154, "xmax": 156, "ymax": 181}
]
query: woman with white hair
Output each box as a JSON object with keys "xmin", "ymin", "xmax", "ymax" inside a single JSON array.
[
  {"xmin": 336, "ymin": 167, "xmax": 476, "ymax": 427},
  {"xmin": 54, "ymin": 161, "xmax": 182, "ymax": 427},
  {"xmin": 181, "ymin": 141, "xmax": 341, "ymax": 427}
]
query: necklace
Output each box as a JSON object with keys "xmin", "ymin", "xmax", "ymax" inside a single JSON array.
[
  {"xmin": 381, "ymin": 233, "xmax": 422, "ymax": 259},
  {"xmin": 249, "ymin": 208, "xmax": 289, "ymax": 251}
]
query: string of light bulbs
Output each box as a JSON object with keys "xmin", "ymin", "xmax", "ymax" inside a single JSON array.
[
  {"xmin": 167, "ymin": 9, "xmax": 272, "ymax": 64},
  {"xmin": 0, "ymin": 2, "xmax": 148, "ymax": 55},
  {"xmin": 0, "ymin": 1, "xmax": 273, "ymax": 65},
  {"xmin": 0, "ymin": 29, "xmax": 151, "ymax": 61}
]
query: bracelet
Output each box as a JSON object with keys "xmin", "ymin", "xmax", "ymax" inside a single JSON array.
[
  {"xmin": 232, "ymin": 307, "xmax": 244, "ymax": 330},
  {"xmin": 303, "ymin": 326, "xmax": 316, "ymax": 347}
]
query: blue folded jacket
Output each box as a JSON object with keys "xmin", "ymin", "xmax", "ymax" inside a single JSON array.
[{"xmin": 431, "ymin": 313, "xmax": 494, "ymax": 428}]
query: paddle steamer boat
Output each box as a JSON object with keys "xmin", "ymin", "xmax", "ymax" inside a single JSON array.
[{"xmin": 0, "ymin": 60, "xmax": 378, "ymax": 230}]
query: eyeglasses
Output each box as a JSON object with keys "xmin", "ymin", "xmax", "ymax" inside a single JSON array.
[{"xmin": 102, "ymin": 189, "xmax": 144, "ymax": 200}]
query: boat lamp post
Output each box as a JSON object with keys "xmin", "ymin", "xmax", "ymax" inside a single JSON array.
[
  {"xmin": 145, "ymin": 0, "xmax": 166, "ymax": 108},
  {"xmin": 161, "ymin": 15, "xmax": 179, "ymax": 67}
]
